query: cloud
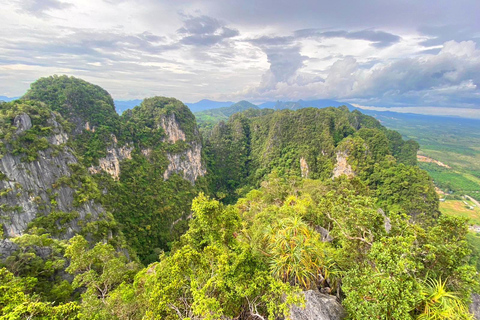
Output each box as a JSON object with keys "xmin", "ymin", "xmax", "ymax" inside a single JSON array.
[
  {"xmin": 246, "ymin": 35, "xmax": 307, "ymax": 91},
  {"xmin": 294, "ymin": 28, "xmax": 401, "ymax": 48},
  {"xmin": 202, "ymin": 0, "xmax": 480, "ymax": 34},
  {"xmin": 1, "ymin": 0, "xmax": 480, "ymax": 116},
  {"xmin": 178, "ymin": 15, "xmax": 239, "ymax": 46},
  {"xmin": 249, "ymin": 35, "xmax": 295, "ymax": 46},
  {"xmin": 261, "ymin": 46, "xmax": 307, "ymax": 88},
  {"xmin": 16, "ymin": 0, "xmax": 72, "ymax": 17},
  {"xmin": 419, "ymin": 25, "xmax": 480, "ymax": 47},
  {"xmin": 238, "ymin": 40, "xmax": 480, "ymax": 111},
  {"xmin": 346, "ymin": 30, "xmax": 401, "ymax": 48},
  {"xmin": 1, "ymin": 27, "xmax": 178, "ymax": 65},
  {"xmin": 247, "ymin": 28, "xmax": 401, "ymax": 97}
]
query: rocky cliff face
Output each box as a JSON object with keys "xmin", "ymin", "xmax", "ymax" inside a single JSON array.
[
  {"xmin": 14, "ymin": 113, "xmax": 32, "ymax": 133},
  {"xmin": 332, "ymin": 152, "xmax": 354, "ymax": 178},
  {"xmin": 300, "ymin": 157, "xmax": 309, "ymax": 178},
  {"xmin": 0, "ymin": 113, "xmax": 105, "ymax": 239},
  {"xmin": 161, "ymin": 114, "xmax": 186, "ymax": 143},
  {"xmin": 85, "ymin": 113, "xmax": 206, "ymax": 184},
  {"xmin": 164, "ymin": 141, "xmax": 206, "ymax": 184},
  {"xmin": 2, "ymin": 80, "xmax": 207, "ymax": 262},
  {"xmin": 88, "ymin": 135, "xmax": 133, "ymax": 180},
  {"xmin": 161, "ymin": 113, "xmax": 205, "ymax": 184}
]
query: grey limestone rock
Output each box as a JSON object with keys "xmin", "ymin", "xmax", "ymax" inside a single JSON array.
[
  {"xmin": 163, "ymin": 141, "xmax": 206, "ymax": 184},
  {"xmin": 470, "ymin": 293, "xmax": 480, "ymax": 319},
  {"xmin": 87, "ymin": 113, "xmax": 206, "ymax": 184},
  {"xmin": 290, "ymin": 291, "xmax": 346, "ymax": 320},
  {"xmin": 332, "ymin": 152, "xmax": 354, "ymax": 179},
  {"xmin": 315, "ymin": 225, "xmax": 333, "ymax": 242},
  {"xmin": 0, "ymin": 239, "xmax": 19, "ymax": 259},
  {"xmin": 14, "ymin": 113, "xmax": 32, "ymax": 133},
  {"xmin": 378, "ymin": 208, "xmax": 392, "ymax": 233},
  {"xmin": 0, "ymin": 147, "xmax": 105, "ymax": 239},
  {"xmin": 0, "ymin": 111, "xmax": 106, "ymax": 239},
  {"xmin": 88, "ymin": 135, "xmax": 133, "ymax": 180},
  {"xmin": 160, "ymin": 114, "xmax": 205, "ymax": 184}
]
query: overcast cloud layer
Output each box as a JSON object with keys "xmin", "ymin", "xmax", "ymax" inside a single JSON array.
[{"xmin": 1, "ymin": 0, "xmax": 479, "ymax": 117}]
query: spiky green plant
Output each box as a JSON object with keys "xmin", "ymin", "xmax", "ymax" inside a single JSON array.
[
  {"xmin": 265, "ymin": 215, "xmax": 328, "ymax": 289},
  {"xmin": 416, "ymin": 278, "xmax": 473, "ymax": 320}
]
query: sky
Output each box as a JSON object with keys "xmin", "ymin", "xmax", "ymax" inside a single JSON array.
[{"xmin": 1, "ymin": 0, "xmax": 480, "ymax": 117}]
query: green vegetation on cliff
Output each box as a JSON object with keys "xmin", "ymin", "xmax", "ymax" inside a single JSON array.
[
  {"xmin": 0, "ymin": 75, "xmax": 478, "ymax": 320},
  {"xmin": 205, "ymin": 107, "xmax": 423, "ymax": 209},
  {"xmin": 14, "ymin": 79, "xmax": 208, "ymax": 263},
  {"xmin": 22, "ymin": 75, "xmax": 118, "ymax": 130}
]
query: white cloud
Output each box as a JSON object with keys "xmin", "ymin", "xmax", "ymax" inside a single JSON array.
[{"xmin": 0, "ymin": 0, "xmax": 479, "ymax": 116}]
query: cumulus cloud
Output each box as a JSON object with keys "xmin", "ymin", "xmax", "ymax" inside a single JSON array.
[
  {"xmin": 240, "ymin": 40, "xmax": 480, "ymax": 111},
  {"xmin": 246, "ymin": 35, "xmax": 307, "ymax": 90},
  {"xmin": 178, "ymin": 15, "xmax": 239, "ymax": 46},
  {"xmin": 245, "ymin": 28, "xmax": 402, "ymax": 98}
]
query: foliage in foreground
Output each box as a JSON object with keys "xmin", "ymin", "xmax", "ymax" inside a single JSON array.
[{"xmin": 1, "ymin": 174, "xmax": 478, "ymax": 319}]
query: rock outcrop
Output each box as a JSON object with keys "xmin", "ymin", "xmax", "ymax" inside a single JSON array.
[
  {"xmin": 378, "ymin": 208, "xmax": 392, "ymax": 233},
  {"xmin": 0, "ymin": 114, "xmax": 105, "ymax": 239},
  {"xmin": 0, "ymin": 239, "xmax": 19, "ymax": 259},
  {"xmin": 470, "ymin": 293, "xmax": 480, "ymax": 320},
  {"xmin": 290, "ymin": 291, "xmax": 345, "ymax": 320},
  {"xmin": 332, "ymin": 152, "xmax": 354, "ymax": 178},
  {"xmin": 0, "ymin": 148, "xmax": 105, "ymax": 239},
  {"xmin": 88, "ymin": 136, "xmax": 133, "ymax": 180},
  {"xmin": 47, "ymin": 113, "xmax": 69, "ymax": 145},
  {"xmin": 315, "ymin": 225, "xmax": 333, "ymax": 242},
  {"xmin": 14, "ymin": 113, "xmax": 32, "ymax": 133},
  {"xmin": 300, "ymin": 157, "xmax": 309, "ymax": 178},
  {"xmin": 86, "ymin": 113, "xmax": 206, "ymax": 184},
  {"xmin": 160, "ymin": 113, "xmax": 205, "ymax": 184},
  {"xmin": 164, "ymin": 141, "xmax": 206, "ymax": 184},
  {"xmin": 161, "ymin": 114, "xmax": 186, "ymax": 143}
]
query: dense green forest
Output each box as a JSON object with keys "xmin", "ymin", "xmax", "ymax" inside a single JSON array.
[{"xmin": 0, "ymin": 76, "xmax": 478, "ymax": 319}]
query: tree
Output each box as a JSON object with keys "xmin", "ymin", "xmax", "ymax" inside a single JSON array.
[
  {"xmin": 65, "ymin": 235, "xmax": 140, "ymax": 319},
  {"xmin": 0, "ymin": 267, "xmax": 79, "ymax": 320},
  {"xmin": 131, "ymin": 194, "xmax": 302, "ymax": 320}
]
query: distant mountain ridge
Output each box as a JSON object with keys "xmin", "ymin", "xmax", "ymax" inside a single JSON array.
[
  {"xmin": 258, "ymin": 99, "xmax": 355, "ymax": 110},
  {"xmin": 194, "ymin": 100, "xmax": 259, "ymax": 129},
  {"xmin": 114, "ymin": 99, "xmax": 142, "ymax": 114},
  {"xmin": 185, "ymin": 99, "xmax": 234, "ymax": 112},
  {"xmin": 115, "ymin": 98, "xmax": 356, "ymax": 114},
  {"xmin": 0, "ymin": 96, "xmax": 19, "ymax": 102},
  {"xmin": 192, "ymin": 99, "xmax": 357, "ymax": 130},
  {"xmin": 114, "ymin": 99, "xmax": 236, "ymax": 115},
  {"xmin": 115, "ymin": 97, "xmax": 362, "ymax": 116}
]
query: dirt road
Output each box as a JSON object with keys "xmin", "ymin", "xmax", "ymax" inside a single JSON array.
[{"xmin": 465, "ymin": 195, "xmax": 480, "ymax": 208}]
